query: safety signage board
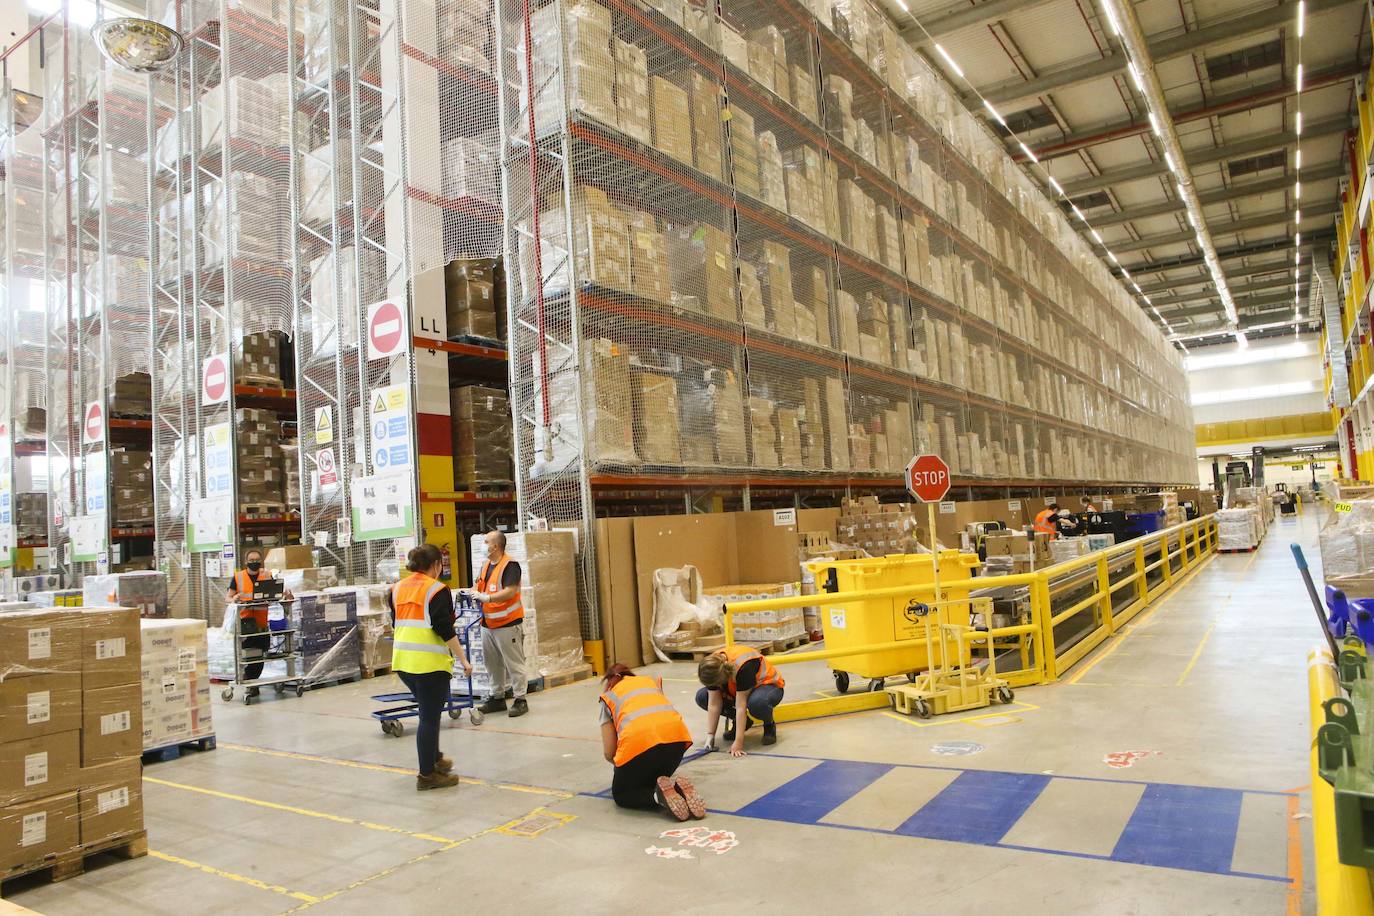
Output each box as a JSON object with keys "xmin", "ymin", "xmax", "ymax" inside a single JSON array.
[
  {"xmin": 367, "ymin": 300, "xmax": 407, "ymax": 361},
  {"xmin": 314, "ymin": 406, "xmax": 333, "ymax": 445},
  {"xmin": 905, "ymin": 453, "xmax": 951, "ymax": 503},
  {"xmin": 318, "ymin": 447, "xmax": 339, "ymax": 488},
  {"xmin": 369, "ymin": 384, "xmax": 412, "ymax": 473},
  {"xmin": 83, "ymin": 401, "xmax": 104, "ymax": 445},
  {"xmin": 202, "ymin": 352, "xmax": 230, "ymax": 405},
  {"xmin": 203, "ymin": 422, "xmax": 234, "ymax": 498},
  {"xmin": 84, "ymin": 452, "xmax": 107, "ymax": 515}
]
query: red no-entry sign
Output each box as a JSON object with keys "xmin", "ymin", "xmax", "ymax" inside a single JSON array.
[
  {"xmin": 367, "ymin": 300, "xmax": 406, "ymax": 361},
  {"xmin": 83, "ymin": 401, "xmax": 104, "ymax": 445},
  {"xmin": 905, "ymin": 454, "xmax": 951, "ymax": 503},
  {"xmin": 202, "ymin": 353, "xmax": 229, "ymax": 404}
]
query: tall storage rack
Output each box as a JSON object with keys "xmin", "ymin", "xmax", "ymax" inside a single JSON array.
[{"xmin": 496, "ymin": 0, "xmax": 1197, "ymax": 628}]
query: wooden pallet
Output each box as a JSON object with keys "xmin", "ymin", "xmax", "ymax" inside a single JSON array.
[
  {"xmin": 539, "ymin": 663, "xmax": 595, "ymax": 689},
  {"xmin": 239, "ymin": 502, "xmax": 286, "ymax": 518},
  {"xmin": 665, "ymin": 642, "xmax": 726, "ymax": 661},
  {"xmin": 0, "ymin": 829, "xmax": 147, "ymax": 891},
  {"xmin": 142, "ymin": 734, "xmax": 217, "ymax": 764},
  {"xmin": 456, "ymin": 480, "xmax": 516, "ymax": 493},
  {"xmin": 362, "ymin": 664, "xmax": 392, "ymax": 680},
  {"xmin": 237, "ymin": 374, "xmax": 285, "ymax": 388}
]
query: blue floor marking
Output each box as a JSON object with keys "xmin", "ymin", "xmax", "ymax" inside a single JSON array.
[
  {"xmin": 1111, "ymin": 783, "xmax": 1245, "ymax": 874},
  {"xmin": 734, "ymin": 760, "xmax": 893, "ymax": 824},
  {"xmin": 895, "ymin": 770, "xmax": 1051, "ymax": 845}
]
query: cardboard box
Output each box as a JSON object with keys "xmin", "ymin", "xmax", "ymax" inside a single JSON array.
[
  {"xmin": 632, "ymin": 371, "xmax": 682, "ymax": 465},
  {"xmin": 79, "ymin": 607, "xmax": 141, "ymax": 691},
  {"xmin": 0, "ymin": 730, "xmax": 79, "ymax": 805},
  {"xmin": 0, "ymin": 609, "xmax": 82, "ymax": 679},
  {"xmin": 81, "ymin": 684, "xmax": 143, "ymax": 766},
  {"xmin": 265, "ymin": 545, "xmax": 314, "ymax": 570},
  {"xmin": 0, "ymin": 791, "xmax": 79, "ymax": 871},
  {"xmin": 0, "ymin": 674, "xmax": 81, "ymax": 744},
  {"xmin": 78, "ymin": 758, "xmax": 143, "ymax": 846}
]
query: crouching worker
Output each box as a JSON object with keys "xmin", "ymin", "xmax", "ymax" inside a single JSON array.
[
  {"xmin": 600, "ymin": 664, "xmax": 704, "ymax": 821},
  {"xmin": 695, "ymin": 645, "xmax": 785, "ymax": 757}
]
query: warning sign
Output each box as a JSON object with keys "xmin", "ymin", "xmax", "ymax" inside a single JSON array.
[
  {"xmin": 367, "ymin": 300, "xmax": 407, "ymax": 361},
  {"xmin": 317, "ymin": 448, "xmax": 339, "ymax": 488},
  {"xmin": 314, "ymin": 406, "xmax": 333, "ymax": 445},
  {"xmin": 83, "ymin": 402, "xmax": 104, "ymax": 445},
  {"xmin": 202, "ymin": 353, "xmax": 230, "ymax": 405},
  {"xmin": 369, "ymin": 384, "xmax": 411, "ymax": 473}
]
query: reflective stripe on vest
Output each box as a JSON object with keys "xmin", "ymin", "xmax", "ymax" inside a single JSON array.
[
  {"xmin": 1033, "ymin": 510, "xmax": 1057, "ymax": 535},
  {"xmin": 600, "ymin": 676, "xmax": 691, "ymax": 767},
  {"xmin": 477, "ymin": 555, "xmax": 524, "ymax": 627},
  {"xmin": 391, "ymin": 573, "xmax": 453, "ymax": 675},
  {"xmin": 720, "ymin": 644, "xmax": 785, "ymax": 693}
]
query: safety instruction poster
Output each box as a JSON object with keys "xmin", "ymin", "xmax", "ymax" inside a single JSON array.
[
  {"xmin": 0, "ymin": 467, "xmax": 12, "ymax": 570},
  {"xmin": 71, "ymin": 514, "xmax": 107, "ymax": 564},
  {"xmin": 203, "ymin": 422, "xmax": 233, "ymax": 498},
  {"xmin": 369, "ymin": 385, "xmax": 412, "ymax": 473},
  {"xmin": 188, "ymin": 496, "xmax": 233, "ymax": 553},
  {"xmin": 84, "ymin": 451, "xmax": 107, "ymax": 515},
  {"xmin": 351, "ymin": 472, "xmax": 414, "ymax": 542}
]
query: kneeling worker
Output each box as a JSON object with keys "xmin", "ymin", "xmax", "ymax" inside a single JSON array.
[
  {"xmin": 599, "ymin": 664, "xmax": 704, "ymax": 821},
  {"xmin": 391, "ymin": 544, "xmax": 473, "ymax": 791},
  {"xmin": 695, "ymin": 644, "xmax": 785, "ymax": 756}
]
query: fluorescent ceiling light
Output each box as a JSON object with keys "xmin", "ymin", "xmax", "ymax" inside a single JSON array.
[
  {"xmin": 1298, "ymin": 0, "xmax": 1306, "ymax": 36},
  {"xmin": 983, "ymin": 100, "xmax": 1005, "ymax": 125},
  {"xmin": 1296, "ymin": 64, "xmax": 1304, "ymax": 92},
  {"xmin": 934, "ymin": 44, "xmax": 963, "ymax": 78}
]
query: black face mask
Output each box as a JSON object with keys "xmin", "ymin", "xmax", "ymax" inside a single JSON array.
[{"xmin": 246, "ymin": 561, "xmax": 262, "ymax": 573}]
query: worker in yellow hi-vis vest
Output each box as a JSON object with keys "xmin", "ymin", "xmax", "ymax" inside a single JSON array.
[{"xmin": 389, "ymin": 544, "xmax": 472, "ymax": 791}]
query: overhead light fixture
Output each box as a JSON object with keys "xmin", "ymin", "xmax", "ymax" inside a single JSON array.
[
  {"xmin": 1127, "ymin": 62, "xmax": 1145, "ymax": 93},
  {"xmin": 1298, "ymin": 0, "xmax": 1306, "ymax": 36},
  {"xmin": 1164, "ymin": 151, "xmax": 1177, "ymax": 173},
  {"xmin": 1019, "ymin": 142, "xmax": 1039, "ymax": 163},
  {"xmin": 1294, "ymin": 181, "xmax": 1301, "ymax": 199},
  {"xmin": 1296, "ymin": 112, "xmax": 1303, "ymax": 135},
  {"xmin": 1295, "ymin": 149, "xmax": 1302, "ymax": 169},
  {"xmin": 1235, "ymin": 331, "xmax": 1249, "ymax": 350},
  {"xmin": 1048, "ymin": 176, "xmax": 1063, "ymax": 194},
  {"xmin": 1148, "ymin": 112, "xmax": 1160, "ymax": 136},
  {"xmin": 983, "ymin": 99, "xmax": 1005, "ymax": 126},
  {"xmin": 1296, "ymin": 64, "xmax": 1304, "ymax": 92},
  {"xmin": 934, "ymin": 44, "xmax": 964, "ymax": 79}
]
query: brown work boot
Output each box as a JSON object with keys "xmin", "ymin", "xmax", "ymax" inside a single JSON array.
[
  {"xmin": 416, "ymin": 771, "xmax": 460, "ymax": 791},
  {"xmin": 435, "ymin": 755, "xmax": 454, "ymax": 775}
]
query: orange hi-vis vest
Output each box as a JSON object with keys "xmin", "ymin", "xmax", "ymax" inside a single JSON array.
[
  {"xmin": 1033, "ymin": 509, "xmax": 1059, "ymax": 539},
  {"xmin": 391, "ymin": 572, "xmax": 453, "ymax": 676},
  {"xmin": 476, "ymin": 555, "xmax": 524, "ymax": 628},
  {"xmin": 600, "ymin": 675, "xmax": 692, "ymax": 767},
  {"xmin": 232, "ymin": 569, "xmax": 273, "ymax": 627},
  {"xmin": 720, "ymin": 643, "xmax": 785, "ymax": 697}
]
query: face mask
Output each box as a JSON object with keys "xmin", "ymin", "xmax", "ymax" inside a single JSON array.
[{"xmin": 246, "ymin": 561, "xmax": 262, "ymax": 573}]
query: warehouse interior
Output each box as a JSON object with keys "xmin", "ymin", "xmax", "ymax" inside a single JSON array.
[{"xmin": 0, "ymin": 0, "xmax": 1371, "ymax": 910}]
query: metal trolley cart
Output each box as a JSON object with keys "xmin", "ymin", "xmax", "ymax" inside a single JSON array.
[
  {"xmin": 221, "ymin": 598, "xmax": 305, "ymax": 705},
  {"xmin": 372, "ymin": 615, "xmax": 485, "ymax": 736}
]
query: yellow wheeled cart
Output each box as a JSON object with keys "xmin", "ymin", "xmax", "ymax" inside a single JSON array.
[
  {"xmin": 806, "ymin": 551, "xmax": 981, "ymax": 694},
  {"xmin": 884, "ymin": 597, "xmax": 1013, "ymax": 719}
]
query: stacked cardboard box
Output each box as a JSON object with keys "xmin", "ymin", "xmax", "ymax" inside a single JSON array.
[
  {"xmin": 110, "ymin": 450, "xmax": 154, "ymax": 528},
  {"xmin": 0, "ymin": 607, "xmax": 145, "ymax": 875},
  {"xmin": 836, "ymin": 497, "xmax": 929, "ymax": 556},
  {"xmin": 81, "ymin": 572, "xmax": 168, "ymax": 619},
  {"xmin": 141, "ymin": 618, "xmax": 213, "ymax": 750},
  {"xmin": 452, "ymin": 385, "xmax": 514, "ymax": 488},
  {"xmin": 237, "ymin": 331, "xmax": 283, "ymax": 386},
  {"xmin": 982, "ymin": 531, "xmax": 1052, "ymax": 573},
  {"xmin": 678, "ymin": 367, "xmax": 747, "ymax": 467},
  {"xmin": 632, "ymin": 370, "xmax": 682, "ymax": 465},
  {"xmin": 749, "ymin": 396, "xmax": 778, "ymax": 468},
  {"xmin": 628, "ymin": 210, "xmax": 672, "ymax": 303},
  {"xmin": 666, "ymin": 223, "xmax": 736, "ymax": 320},
  {"xmin": 651, "ymin": 76, "xmax": 693, "ymax": 168},
  {"xmin": 236, "ymin": 407, "xmax": 285, "ymax": 511},
  {"xmin": 536, "ymin": 337, "xmax": 638, "ymax": 470},
  {"xmin": 703, "ymin": 583, "xmax": 804, "ymax": 645},
  {"xmin": 728, "ymin": 106, "xmax": 760, "ymax": 199},
  {"xmin": 294, "ymin": 591, "xmax": 361, "ymax": 685},
  {"xmin": 445, "ymin": 258, "xmax": 500, "ymax": 341},
  {"xmin": 13, "ymin": 574, "xmax": 62, "ymax": 601},
  {"xmin": 349, "ymin": 585, "xmax": 393, "ymax": 676},
  {"xmin": 683, "ymin": 70, "xmax": 723, "ymax": 179},
  {"xmin": 110, "ymin": 373, "xmax": 151, "ymax": 419},
  {"xmin": 614, "ymin": 38, "xmax": 651, "ymax": 144}
]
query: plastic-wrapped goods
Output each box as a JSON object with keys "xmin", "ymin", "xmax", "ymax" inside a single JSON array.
[
  {"xmin": 1319, "ymin": 500, "xmax": 1374, "ymax": 578},
  {"xmin": 1049, "ymin": 537, "xmax": 1091, "ymax": 564},
  {"xmin": 357, "ymin": 608, "xmax": 394, "ymax": 676},
  {"xmin": 199, "ymin": 74, "xmax": 292, "ymax": 149},
  {"xmin": 679, "ymin": 367, "xmax": 747, "ymax": 467},
  {"xmin": 529, "ymin": 1, "xmax": 616, "ymax": 133},
  {"xmin": 1216, "ymin": 507, "xmax": 1261, "ymax": 551},
  {"xmin": 440, "ymin": 135, "xmax": 501, "ymax": 206},
  {"xmin": 534, "ymin": 337, "xmax": 638, "ymax": 472},
  {"xmin": 452, "ymin": 385, "xmax": 514, "ymax": 487},
  {"xmin": 81, "ymin": 572, "xmax": 167, "ymax": 619},
  {"xmin": 444, "ymin": 257, "xmax": 500, "ymax": 340},
  {"xmin": 294, "ymin": 591, "xmax": 361, "ymax": 686},
  {"xmin": 666, "ymin": 222, "xmax": 737, "ymax": 320},
  {"xmin": 760, "ymin": 241, "xmax": 796, "ymax": 336},
  {"xmin": 309, "ymin": 246, "xmax": 381, "ymax": 355},
  {"xmin": 12, "ymin": 574, "xmax": 62, "ymax": 601},
  {"xmin": 141, "ymin": 618, "xmax": 213, "ymax": 750}
]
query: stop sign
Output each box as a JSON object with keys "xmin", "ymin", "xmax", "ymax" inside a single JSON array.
[
  {"xmin": 83, "ymin": 402, "xmax": 104, "ymax": 445},
  {"xmin": 367, "ymin": 300, "xmax": 405, "ymax": 361},
  {"xmin": 905, "ymin": 454, "xmax": 951, "ymax": 503}
]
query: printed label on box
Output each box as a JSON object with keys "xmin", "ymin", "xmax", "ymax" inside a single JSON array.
[
  {"xmin": 101, "ymin": 710, "xmax": 132, "ymax": 735},
  {"xmin": 324, "ymin": 603, "xmax": 348, "ymax": 623},
  {"xmin": 97, "ymin": 786, "xmax": 130, "ymax": 815},
  {"xmin": 21, "ymin": 812, "xmax": 46, "ymax": 847},
  {"xmin": 163, "ymin": 676, "xmax": 178, "ymax": 695},
  {"xmin": 1008, "ymin": 500, "xmax": 1021, "ymax": 511},
  {"xmin": 24, "ymin": 751, "xmax": 48, "ymax": 786},
  {"xmin": 96, "ymin": 636, "xmax": 127, "ymax": 660},
  {"xmin": 25, "ymin": 690, "xmax": 50, "ymax": 725},
  {"xmin": 772, "ymin": 508, "xmax": 796, "ymax": 526},
  {"xmin": 829, "ymin": 608, "xmax": 846, "ymax": 629},
  {"xmin": 27, "ymin": 627, "xmax": 51, "ymax": 660},
  {"xmin": 177, "ymin": 648, "xmax": 196, "ymax": 673},
  {"xmin": 938, "ymin": 501, "xmax": 955, "ymax": 515}
]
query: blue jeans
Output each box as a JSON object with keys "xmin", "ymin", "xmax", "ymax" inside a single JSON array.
[{"xmin": 695, "ymin": 684, "xmax": 784, "ymax": 725}]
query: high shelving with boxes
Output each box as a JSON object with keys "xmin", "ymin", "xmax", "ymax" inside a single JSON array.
[{"xmin": 497, "ymin": 0, "xmax": 1196, "ymax": 617}]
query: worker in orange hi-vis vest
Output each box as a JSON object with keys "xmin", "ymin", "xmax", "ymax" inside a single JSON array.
[
  {"xmin": 1033, "ymin": 503, "xmax": 1062, "ymax": 540},
  {"xmin": 598, "ymin": 663, "xmax": 703, "ymax": 821},
  {"xmin": 695, "ymin": 644, "xmax": 786, "ymax": 757},
  {"xmin": 461, "ymin": 530, "xmax": 530, "ymax": 718},
  {"xmin": 226, "ymin": 547, "xmax": 293, "ymax": 698}
]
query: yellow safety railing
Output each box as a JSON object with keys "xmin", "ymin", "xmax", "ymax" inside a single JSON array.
[{"xmin": 721, "ymin": 514, "xmax": 1220, "ymax": 722}]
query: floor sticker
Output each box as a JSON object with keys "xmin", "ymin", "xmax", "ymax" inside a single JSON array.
[
  {"xmin": 930, "ymin": 741, "xmax": 985, "ymax": 756},
  {"xmin": 1104, "ymin": 750, "xmax": 1163, "ymax": 769},
  {"xmin": 498, "ymin": 809, "xmax": 576, "ymax": 837},
  {"xmin": 655, "ymin": 825, "xmax": 739, "ymax": 855}
]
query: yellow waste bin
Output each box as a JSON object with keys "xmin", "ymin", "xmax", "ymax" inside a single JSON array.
[{"xmin": 806, "ymin": 551, "xmax": 981, "ymax": 692}]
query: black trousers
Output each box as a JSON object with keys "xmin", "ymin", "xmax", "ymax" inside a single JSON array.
[
  {"xmin": 611, "ymin": 741, "xmax": 690, "ymax": 810},
  {"xmin": 242, "ymin": 633, "xmax": 270, "ymax": 682},
  {"xmin": 398, "ymin": 670, "xmax": 451, "ymax": 775}
]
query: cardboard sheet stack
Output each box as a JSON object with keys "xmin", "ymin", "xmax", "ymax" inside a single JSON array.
[
  {"xmin": 0, "ymin": 607, "xmax": 145, "ymax": 875},
  {"xmin": 1216, "ymin": 508, "xmax": 1261, "ymax": 550},
  {"xmin": 140, "ymin": 618, "xmax": 213, "ymax": 750},
  {"xmin": 461, "ymin": 531, "xmax": 586, "ymax": 694},
  {"xmin": 82, "ymin": 572, "xmax": 168, "ymax": 619}
]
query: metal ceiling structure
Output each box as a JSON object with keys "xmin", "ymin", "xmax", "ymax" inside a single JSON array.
[{"xmin": 886, "ymin": 0, "xmax": 1370, "ymax": 346}]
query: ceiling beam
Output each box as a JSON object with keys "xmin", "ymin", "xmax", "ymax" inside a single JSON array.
[
  {"xmin": 1059, "ymin": 116, "xmax": 1349, "ymax": 196},
  {"xmin": 1088, "ymin": 162, "xmax": 1344, "ymax": 228},
  {"xmin": 1102, "ymin": 202, "xmax": 1339, "ymax": 255},
  {"xmin": 1139, "ymin": 264, "xmax": 1305, "ymax": 295},
  {"xmin": 900, "ymin": 0, "xmax": 1061, "ymax": 40},
  {"xmin": 1164, "ymin": 292, "xmax": 1302, "ymax": 320},
  {"xmin": 1150, "ymin": 278, "xmax": 1309, "ymax": 307},
  {"xmin": 1121, "ymin": 233, "xmax": 1333, "ymax": 274},
  {"xmin": 1025, "ymin": 62, "xmax": 1364, "ymax": 161},
  {"xmin": 967, "ymin": 0, "xmax": 1359, "ymax": 108}
]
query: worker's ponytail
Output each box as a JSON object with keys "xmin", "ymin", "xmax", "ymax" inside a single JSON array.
[
  {"xmin": 697, "ymin": 653, "xmax": 735, "ymax": 689},
  {"xmin": 406, "ymin": 543, "xmax": 443, "ymax": 573},
  {"xmin": 602, "ymin": 663, "xmax": 634, "ymax": 690}
]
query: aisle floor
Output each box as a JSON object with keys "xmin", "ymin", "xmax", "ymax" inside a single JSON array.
[{"xmin": 7, "ymin": 510, "xmax": 1322, "ymax": 914}]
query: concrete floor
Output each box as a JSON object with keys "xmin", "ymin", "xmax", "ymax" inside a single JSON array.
[{"xmin": 7, "ymin": 509, "xmax": 1323, "ymax": 914}]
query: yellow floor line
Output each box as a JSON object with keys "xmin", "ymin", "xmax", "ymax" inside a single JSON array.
[
  {"xmin": 148, "ymin": 849, "xmax": 320, "ymax": 904},
  {"xmin": 218, "ymin": 743, "xmax": 575, "ymax": 799},
  {"xmin": 143, "ymin": 776, "xmax": 456, "ymax": 844},
  {"xmin": 1175, "ymin": 622, "xmax": 1217, "ymax": 687},
  {"xmin": 882, "ymin": 701, "xmax": 1040, "ymax": 728}
]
